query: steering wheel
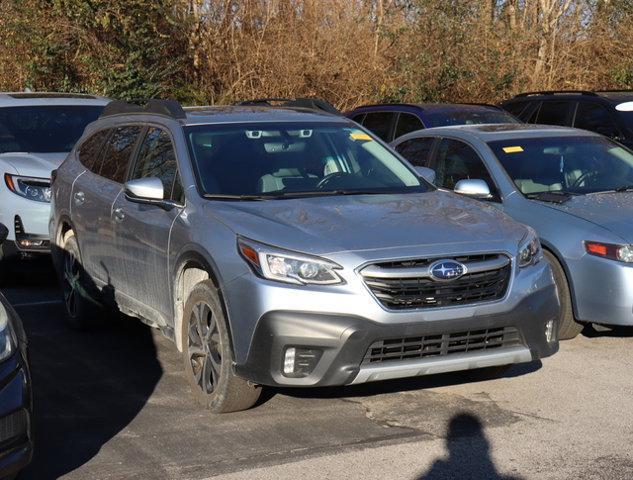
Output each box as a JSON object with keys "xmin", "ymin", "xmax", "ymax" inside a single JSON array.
[
  {"xmin": 571, "ymin": 171, "xmax": 601, "ymax": 189},
  {"xmin": 316, "ymin": 172, "xmax": 354, "ymax": 190}
]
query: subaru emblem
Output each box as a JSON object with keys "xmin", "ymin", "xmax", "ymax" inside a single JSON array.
[{"xmin": 429, "ymin": 259, "xmax": 467, "ymax": 281}]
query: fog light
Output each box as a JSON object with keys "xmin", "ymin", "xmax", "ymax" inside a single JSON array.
[
  {"xmin": 283, "ymin": 347, "xmax": 296, "ymax": 374},
  {"xmin": 545, "ymin": 319, "xmax": 556, "ymax": 343},
  {"xmin": 282, "ymin": 346, "xmax": 323, "ymax": 378}
]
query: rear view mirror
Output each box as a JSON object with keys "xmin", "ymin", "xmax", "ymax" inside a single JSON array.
[
  {"xmin": 414, "ymin": 166, "xmax": 436, "ymax": 184},
  {"xmin": 124, "ymin": 177, "xmax": 165, "ymax": 203},
  {"xmin": 454, "ymin": 179, "xmax": 493, "ymax": 199}
]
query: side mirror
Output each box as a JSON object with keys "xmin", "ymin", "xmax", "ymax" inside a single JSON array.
[
  {"xmin": 414, "ymin": 166, "xmax": 436, "ymax": 184},
  {"xmin": 454, "ymin": 179, "xmax": 493, "ymax": 199},
  {"xmin": 124, "ymin": 177, "xmax": 165, "ymax": 204}
]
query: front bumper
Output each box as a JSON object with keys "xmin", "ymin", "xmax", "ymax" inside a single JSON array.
[
  {"xmin": 570, "ymin": 254, "xmax": 633, "ymax": 326},
  {"xmin": 0, "ymin": 189, "xmax": 52, "ymax": 256},
  {"xmin": 0, "ymin": 352, "xmax": 32, "ymax": 478},
  {"xmin": 235, "ymin": 284, "xmax": 559, "ymax": 387}
]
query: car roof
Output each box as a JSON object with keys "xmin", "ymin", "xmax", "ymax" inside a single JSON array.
[
  {"xmin": 402, "ymin": 123, "xmax": 602, "ymax": 142},
  {"xmin": 0, "ymin": 92, "xmax": 110, "ymax": 107},
  {"xmin": 349, "ymin": 103, "xmax": 503, "ymax": 114},
  {"xmin": 506, "ymin": 90, "xmax": 633, "ymax": 105},
  {"xmin": 125, "ymin": 105, "xmax": 346, "ymax": 125}
]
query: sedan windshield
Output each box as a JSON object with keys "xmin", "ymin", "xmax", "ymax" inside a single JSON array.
[
  {"xmin": 185, "ymin": 122, "xmax": 430, "ymax": 199},
  {"xmin": 488, "ymin": 136, "xmax": 633, "ymax": 195},
  {"xmin": 0, "ymin": 105, "xmax": 104, "ymax": 153},
  {"xmin": 424, "ymin": 109, "xmax": 519, "ymax": 128}
]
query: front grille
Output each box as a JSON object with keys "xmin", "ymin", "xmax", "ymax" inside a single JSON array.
[
  {"xmin": 361, "ymin": 254, "xmax": 511, "ymax": 310},
  {"xmin": 362, "ymin": 327, "xmax": 522, "ymax": 364}
]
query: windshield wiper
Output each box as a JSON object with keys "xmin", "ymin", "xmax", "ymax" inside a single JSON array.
[
  {"xmin": 614, "ymin": 185, "xmax": 633, "ymax": 193},
  {"xmin": 202, "ymin": 193, "xmax": 269, "ymax": 201},
  {"xmin": 259, "ymin": 190, "xmax": 392, "ymax": 199},
  {"xmin": 525, "ymin": 191, "xmax": 575, "ymax": 204}
]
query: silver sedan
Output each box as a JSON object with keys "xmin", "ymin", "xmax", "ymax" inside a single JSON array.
[{"xmin": 392, "ymin": 124, "xmax": 633, "ymax": 338}]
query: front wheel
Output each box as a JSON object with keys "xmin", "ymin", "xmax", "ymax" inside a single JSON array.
[
  {"xmin": 181, "ymin": 280, "xmax": 261, "ymax": 413},
  {"xmin": 543, "ymin": 250, "xmax": 583, "ymax": 340},
  {"xmin": 59, "ymin": 234, "xmax": 102, "ymax": 330}
]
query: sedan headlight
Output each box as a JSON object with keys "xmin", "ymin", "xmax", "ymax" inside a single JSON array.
[
  {"xmin": 518, "ymin": 228, "xmax": 542, "ymax": 268},
  {"xmin": 4, "ymin": 173, "xmax": 52, "ymax": 203},
  {"xmin": 584, "ymin": 241, "xmax": 633, "ymax": 263},
  {"xmin": 0, "ymin": 304, "xmax": 15, "ymax": 362},
  {"xmin": 238, "ymin": 238, "xmax": 343, "ymax": 285}
]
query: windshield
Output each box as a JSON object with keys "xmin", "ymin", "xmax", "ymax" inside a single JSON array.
[
  {"xmin": 185, "ymin": 122, "xmax": 430, "ymax": 198},
  {"xmin": 424, "ymin": 109, "xmax": 520, "ymax": 128},
  {"xmin": 0, "ymin": 105, "xmax": 104, "ymax": 153},
  {"xmin": 488, "ymin": 136, "xmax": 633, "ymax": 195}
]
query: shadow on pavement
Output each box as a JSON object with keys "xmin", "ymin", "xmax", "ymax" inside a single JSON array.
[
  {"xmin": 581, "ymin": 323, "xmax": 633, "ymax": 338},
  {"xmin": 4, "ymin": 256, "xmax": 163, "ymax": 480},
  {"xmin": 416, "ymin": 413, "xmax": 522, "ymax": 480}
]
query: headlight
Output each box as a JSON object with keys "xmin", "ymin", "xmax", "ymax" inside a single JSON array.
[
  {"xmin": 584, "ymin": 241, "xmax": 633, "ymax": 263},
  {"xmin": 4, "ymin": 173, "xmax": 52, "ymax": 203},
  {"xmin": 238, "ymin": 238, "xmax": 344, "ymax": 285},
  {"xmin": 0, "ymin": 304, "xmax": 15, "ymax": 362},
  {"xmin": 518, "ymin": 228, "xmax": 542, "ymax": 268}
]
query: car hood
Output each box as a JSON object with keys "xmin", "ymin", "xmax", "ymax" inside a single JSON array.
[
  {"xmin": 0, "ymin": 152, "xmax": 67, "ymax": 178},
  {"xmin": 538, "ymin": 192, "xmax": 633, "ymax": 242},
  {"xmin": 205, "ymin": 191, "xmax": 528, "ymax": 257}
]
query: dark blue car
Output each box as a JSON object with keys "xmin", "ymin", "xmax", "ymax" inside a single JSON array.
[
  {"xmin": 0, "ymin": 223, "xmax": 32, "ymax": 479},
  {"xmin": 345, "ymin": 103, "xmax": 520, "ymax": 143}
]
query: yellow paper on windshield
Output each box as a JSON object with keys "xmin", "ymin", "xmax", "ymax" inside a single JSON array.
[
  {"xmin": 350, "ymin": 132, "xmax": 373, "ymax": 141},
  {"xmin": 503, "ymin": 146, "xmax": 524, "ymax": 153}
]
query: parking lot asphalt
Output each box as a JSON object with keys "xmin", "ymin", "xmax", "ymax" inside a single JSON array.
[{"xmin": 2, "ymin": 260, "xmax": 633, "ymax": 480}]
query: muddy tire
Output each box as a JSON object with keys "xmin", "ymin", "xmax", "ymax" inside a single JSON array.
[
  {"xmin": 543, "ymin": 250, "xmax": 582, "ymax": 340},
  {"xmin": 181, "ymin": 280, "xmax": 261, "ymax": 413},
  {"xmin": 59, "ymin": 233, "xmax": 103, "ymax": 330}
]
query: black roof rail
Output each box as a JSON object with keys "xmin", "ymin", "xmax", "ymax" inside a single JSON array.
[
  {"xmin": 236, "ymin": 97, "xmax": 340, "ymax": 115},
  {"xmin": 515, "ymin": 90, "xmax": 599, "ymax": 98},
  {"xmin": 100, "ymin": 99, "xmax": 187, "ymax": 119},
  {"xmin": 459, "ymin": 102, "xmax": 505, "ymax": 110}
]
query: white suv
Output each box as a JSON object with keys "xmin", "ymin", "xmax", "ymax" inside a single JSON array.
[{"xmin": 0, "ymin": 92, "xmax": 109, "ymax": 269}]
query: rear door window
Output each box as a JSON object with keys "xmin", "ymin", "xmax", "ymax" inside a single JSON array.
[
  {"xmin": 78, "ymin": 129, "xmax": 111, "ymax": 172},
  {"xmin": 394, "ymin": 113, "xmax": 424, "ymax": 139},
  {"xmin": 131, "ymin": 127, "xmax": 182, "ymax": 201},
  {"xmin": 98, "ymin": 126, "xmax": 142, "ymax": 183},
  {"xmin": 536, "ymin": 101, "xmax": 573, "ymax": 126},
  {"xmin": 395, "ymin": 137, "xmax": 435, "ymax": 166},
  {"xmin": 503, "ymin": 101, "xmax": 530, "ymax": 118},
  {"xmin": 574, "ymin": 102, "xmax": 620, "ymax": 138},
  {"xmin": 351, "ymin": 113, "xmax": 366, "ymax": 124},
  {"xmin": 362, "ymin": 112, "xmax": 396, "ymax": 141}
]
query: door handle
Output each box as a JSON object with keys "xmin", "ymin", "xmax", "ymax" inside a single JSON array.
[
  {"xmin": 113, "ymin": 207, "xmax": 126, "ymax": 222},
  {"xmin": 74, "ymin": 191, "xmax": 85, "ymax": 206}
]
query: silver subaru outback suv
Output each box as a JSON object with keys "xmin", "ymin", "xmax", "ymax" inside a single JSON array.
[{"xmin": 49, "ymin": 100, "xmax": 560, "ymax": 413}]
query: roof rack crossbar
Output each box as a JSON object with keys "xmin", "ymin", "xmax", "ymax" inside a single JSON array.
[
  {"xmin": 515, "ymin": 90, "xmax": 599, "ymax": 98},
  {"xmin": 100, "ymin": 99, "xmax": 186, "ymax": 119},
  {"xmin": 235, "ymin": 97, "xmax": 340, "ymax": 115}
]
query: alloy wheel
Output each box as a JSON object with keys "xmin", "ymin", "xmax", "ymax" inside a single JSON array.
[
  {"xmin": 62, "ymin": 250, "xmax": 80, "ymax": 318},
  {"xmin": 187, "ymin": 301, "xmax": 222, "ymax": 394}
]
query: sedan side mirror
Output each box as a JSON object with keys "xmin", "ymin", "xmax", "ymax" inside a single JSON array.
[
  {"xmin": 414, "ymin": 166, "xmax": 436, "ymax": 184},
  {"xmin": 124, "ymin": 177, "xmax": 165, "ymax": 205},
  {"xmin": 454, "ymin": 179, "xmax": 493, "ymax": 199}
]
